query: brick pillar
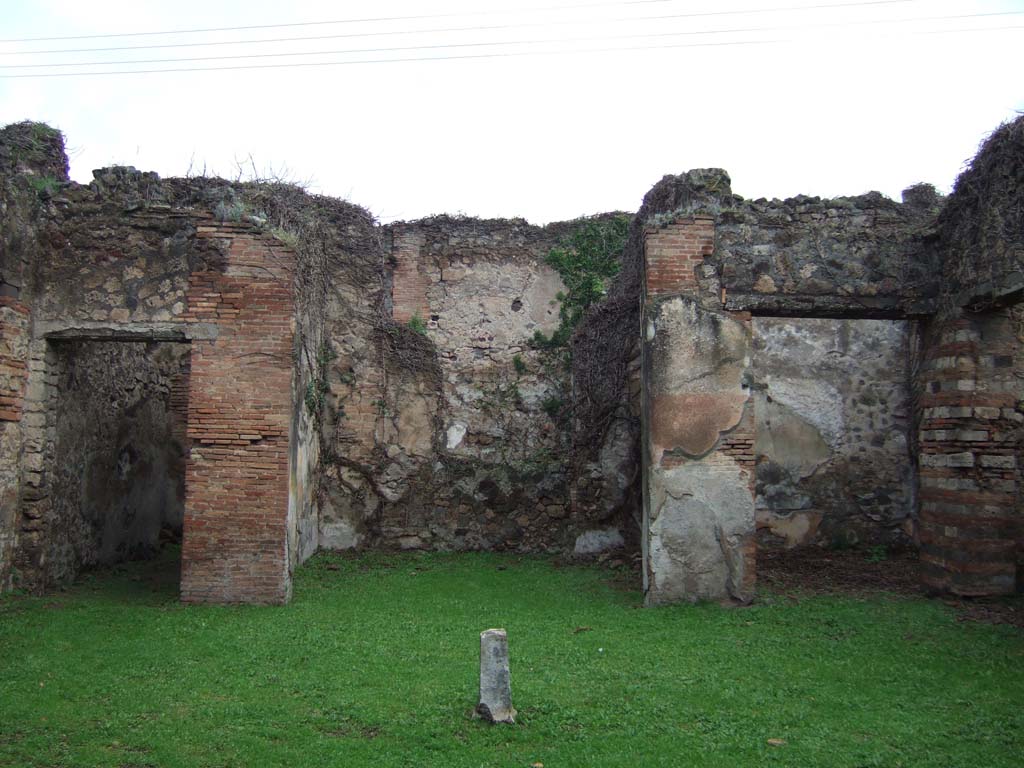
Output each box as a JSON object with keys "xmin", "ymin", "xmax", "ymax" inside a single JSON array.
[
  {"xmin": 391, "ymin": 229, "xmax": 429, "ymax": 324},
  {"xmin": 641, "ymin": 216, "xmax": 757, "ymax": 604},
  {"xmin": 179, "ymin": 223, "xmax": 295, "ymax": 604},
  {"xmin": 917, "ymin": 310, "xmax": 1021, "ymax": 595}
]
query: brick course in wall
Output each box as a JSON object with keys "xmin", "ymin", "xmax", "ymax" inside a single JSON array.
[
  {"xmin": 643, "ymin": 217, "xmax": 714, "ymax": 299},
  {"xmin": 917, "ymin": 312, "xmax": 1022, "ymax": 596},
  {"xmin": 391, "ymin": 229, "xmax": 429, "ymax": 324}
]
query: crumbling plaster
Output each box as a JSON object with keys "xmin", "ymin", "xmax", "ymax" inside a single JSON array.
[
  {"xmin": 752, "ymin": 317, "xmax": 914, "ymax": 549},
  {"xmin": 317, "ymin": 215, "xmax": 640, "ymax": 556}
]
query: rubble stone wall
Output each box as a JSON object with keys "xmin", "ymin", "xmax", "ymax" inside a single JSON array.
[
  {"xmin": 318, "ymin": 216, "xmax": 640, "ymax": 556},
  {"xmin": 0, "ymin": 298, "xmax": 29, "ymax": 590}
]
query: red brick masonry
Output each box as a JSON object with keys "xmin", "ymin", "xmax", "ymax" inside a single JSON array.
[{"xmin": 179, "ymin": 223, "xmax": 295, "ymax": 604}]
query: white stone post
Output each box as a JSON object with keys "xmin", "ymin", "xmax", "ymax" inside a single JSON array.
[{"xmin": 477, "ymin": 628, "xmax": 516, "ymax": 724}]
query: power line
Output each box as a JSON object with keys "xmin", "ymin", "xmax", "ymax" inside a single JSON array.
[
  {"xmin": 0, "ymin": 39, "xmax": 785, "ymax": 78},
  {"xmin": 1, "ymin": 25, "xmax": 1019, "ymax": 80},
  {"xmin": 0, "ymin": 10, "xmax": 1015, "ymax": 72},
  {"xmin": 2, "ymin": 13, "xmax": 1019, "ymax": 71},
  {"xmin": 0, "ymin": 0, "xmax": 671, "ymax": 43},
  {"xmin": 0, "ymin": 0, "xmax": 921, "ymax": 55}
]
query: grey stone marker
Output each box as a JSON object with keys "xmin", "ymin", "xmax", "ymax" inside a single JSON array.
[{"xmin": 476, "ymin": 628, "xmax": 516, "ymax": 724}]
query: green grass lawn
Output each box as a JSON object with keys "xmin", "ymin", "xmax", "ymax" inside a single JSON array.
[{"xmin": 1, "ymin": 550, "xmax": 1022, "ymax": 768}]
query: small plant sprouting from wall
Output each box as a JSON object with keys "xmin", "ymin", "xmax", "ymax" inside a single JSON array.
[
  {"xmin": 541, "ymin": 395, "xmax": 564, "ymax": 421},
  {"xmin": 512, "ymin": 354, "xmax": 527, "ymax": 376},
  {"xmin": 304, "ymin": 341, "xmax": 336, "ymax": 418},
  {"xmin": 270, "ymin": 227, "xmax": 300, "ymax": 250},
  {"xmin": 478, "ymin": 380, "xmax": 522, "ymax": 416},
  {"xmin": 214, "ymin": 197, "xmax": 247, "ymax": 222},
  {"xmin": 407, "ymin": 312, "xmax": 428, "ymax": 336},
  {"xmin": 27, "ymin": 175, "xmax": 60, "ymax": 199}
]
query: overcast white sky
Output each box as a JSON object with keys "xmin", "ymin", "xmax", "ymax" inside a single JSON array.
[{"xmin": 1, "ymin": 0, "xmax": 1022, "ymax": 223}]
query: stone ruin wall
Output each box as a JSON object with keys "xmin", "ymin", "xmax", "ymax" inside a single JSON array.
[
  {"xmin": 1, "ymin": 115, "xmax": 1021, "ymax": 602},
  {"xmin": 636, "ymin": 112, "xmax": 1024, "ymax": 601},
  {"xmin": 0, "ymin": 122, "xmax": 645, "ymax": 597}
]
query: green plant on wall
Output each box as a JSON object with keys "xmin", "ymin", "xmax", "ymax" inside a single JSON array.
[
  {"xmin": 304, "ymin": 341, "xmax": 336, "ymax": 418},
  {"xmin": 540, "ymin": 395, "xmax": 564, "ymax": 420},
  {"xmin": 407, "ymin": 312, "xmax": 428, "ymax": 336},
  {"xmin": 27, "ymin": 175, "xmax": 59, "ymax": 198},
  {"xmin": 478, "ymin": 380, "xmax": 521, "ymax": 416},
  {"xmin": 532, "ymin": 215, "xmax": 630, "ymax": 350}
]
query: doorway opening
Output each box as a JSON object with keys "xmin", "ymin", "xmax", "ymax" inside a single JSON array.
[{"xmin": 48, "ymin": 339, "xmax": 191, "ymax": 596}]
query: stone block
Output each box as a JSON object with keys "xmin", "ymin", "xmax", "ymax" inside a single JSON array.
[{"xmin": 477, "ymin": 629, "xmax": 516, "ymax": 724}]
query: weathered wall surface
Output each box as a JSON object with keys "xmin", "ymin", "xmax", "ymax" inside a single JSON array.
[
  {"xmin": 47, "ymin": 341, "xmax": 187, "ymax": 582},
  {"xmin": 643, "ymin": 295, "xmax": 756, "ymax": 604},
  {"xmin": 937, "ymin": 118, "xmax": 1024, "ymax": 310},
  {"xmin": 0, "ymin": 298, "xmax": 29, "ymax": 590},
  {"xmin": 752, "ymin": 317, "xmax": 914, "ymax": 549},
  {"xmin": 318, "ymin": 216, "xmax": 640, "ymax": 556},
  {"xmin": 916, "ymin": 309, "xmax": 1022, "ymax": 595}
]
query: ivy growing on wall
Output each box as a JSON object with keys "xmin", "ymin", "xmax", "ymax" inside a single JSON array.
[{"xmin": 532, "ymin": 215, "xmax": 630, "ymax": 350}]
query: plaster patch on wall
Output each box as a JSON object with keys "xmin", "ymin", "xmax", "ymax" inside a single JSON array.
[
  {"xmin": 319, "ymin": 518, "xmax": 363, "ymax": 550},
  {"xmin": 574, "ymin": 527, "xmax": 624, "ymax": 555},
  {"xmin": 756, "ymin": 509, "xmax": 824, "ymax": 548},
  {"xmin": 647, "ymin": 297, "xmax": 751, "ymax": 461},
  {"xmin": 650, "ymin": 392, "xmax": 748, "ymax": 459},
  {"xmin": 754, "ymin": 396, "xmax": 831, "ymax": 479},
  {"xmin": 447, "ymin": 422, "xmax": 467, "ymax": 449},
  {"xmin": 649, "ymin": 298, "xmax": 749, "ymax": 395},
  {"xmin": 646, "ymin": 453, "xmax": 754, "ymax": 604}
]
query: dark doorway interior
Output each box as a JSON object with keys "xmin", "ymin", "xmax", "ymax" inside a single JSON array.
[{"xmin": 49, "ymin": 340, "xmax": 190, "ymax": 591}]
